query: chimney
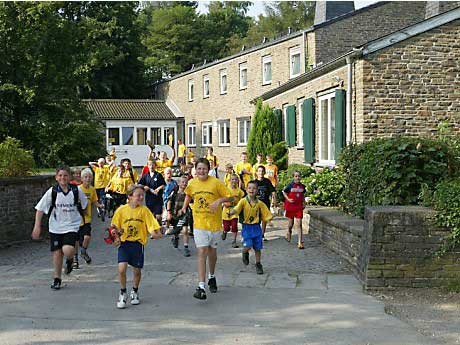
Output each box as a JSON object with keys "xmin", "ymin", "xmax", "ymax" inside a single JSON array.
[{"xmin": 314, "ymin": 1, "xmax": 355, "ymax": 26}]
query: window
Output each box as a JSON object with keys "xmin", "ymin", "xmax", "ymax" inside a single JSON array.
[
  {"xmin": 150, "ymin": 128, "xmax": 161, "ymax": 145},
  {"xmin": 122, "ymin": 127, "xmax": 134, "ymax": 145},
  {"xmin": 220, "ymin": 69, "xmax": 227, "ymax": 94},
  {"xmin": 239, "ymin": 62, "xmax": 247, "ymax": 89},
  {"xmin": 237, "ymin": 117, "xmax": 251, "ymax": 145},
  {"xmin": 163, "ymin": 127, "xmax": 175, "ymax": 146},
  {"xmin": 202, "ymin": 122, "xmax": 213, "ymax": 146},
  {"xmin": 297, "ymin": 98, "xmax": 304, "ymax": 147},
  {"xmin": 282, "ymin": 104, "xmax": 289, "ymax": 141},
  {"xmin": 187, "ymin": 124, "xmax": 196, "ymax": 147},
  {"xmin": 108, "ymin": 128, "xmax": 119, "ymax": 146},
  {"xmin": 318, "ymin": 93, "xmax": 336, "ymax": 163},
  {"xmin": 290, "ymin": 46, "xmax": 301, "ymax": 78},
  {"xmin": 188, "ymin": 80, "xmax": 194, "ymax": 101},
  {"xmin": 262, "ymin": 55, "xmax": 272, "ymax": 85},
  {"xmin": 203, "ymin": 75, "xmax": 210, "ymax": 98},
  {"xmin": 218, "ymin": 120, "xmax": 230, "ymax": 146},
  {"xmin": 137, "ymin": 128, "xmax": 147, "ymax": 145}
]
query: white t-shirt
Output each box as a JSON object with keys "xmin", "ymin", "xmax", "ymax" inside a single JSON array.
[{"xmin": 35, "ymin": 185, "xmax": 88, "ymax": 234}]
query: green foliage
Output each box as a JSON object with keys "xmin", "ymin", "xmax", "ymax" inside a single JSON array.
[
  {"xmin": 276, "ymin": 163, "xmax": 314, "ymax": 201},
  {"xmin": 339, "ymin": 136, "xmax": 450, "ymax": 218},
  {"xmin": 0, "ymin": 137, "xmax": 34, "ymax": 177},
  {"xmin": 268, "ymin": 141, "xmax": 288, "ymax": 171},
  {"xmin": 247, "ymin": 99, "xmax": 282, "ymax": 164},
  {"xmin": 437, "ymin": 120, "xmax": 460, "ymax": 175},
  {"xmin": 305, "ymin": 167, "xmax": 346, "ymax": 207}
]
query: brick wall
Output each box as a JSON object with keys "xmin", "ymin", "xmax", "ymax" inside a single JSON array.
[{"xmin": 0, "ymin": 175, "xmax": 54, "ymax": 247}]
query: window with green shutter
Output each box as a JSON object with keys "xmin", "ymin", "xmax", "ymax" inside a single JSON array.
[
  {"xmin": 303, "ymin": 98, "xmax": 315, "ymax": 163},
  {"xmin": 334, "ymin": 89, "xmax": 346, "ymax": 159},
  {"xmin": 274, "ymin": 109, "xmax": 283, "ymax": 142},
  {"xmin": 287, "ymin": 105, "xmax": 296, "ymax": 147}
]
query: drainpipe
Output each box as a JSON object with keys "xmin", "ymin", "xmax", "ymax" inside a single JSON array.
[
  {"xmin": 302, "ymin": 30, "xmax": 307, "ymax": 73},
  {"xmin": 345, "ymin": 48, "xmax": 363, "ymax": 145}
]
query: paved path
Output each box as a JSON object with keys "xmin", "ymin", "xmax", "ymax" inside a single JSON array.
[{"xmin": 0, "ymin": 216, "xmax": 440, "ymax": 345}]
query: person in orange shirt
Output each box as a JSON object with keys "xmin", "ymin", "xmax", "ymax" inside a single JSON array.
[{"xmin": 265, "ymin": 154, "xmax": 279, "ymax": 187}]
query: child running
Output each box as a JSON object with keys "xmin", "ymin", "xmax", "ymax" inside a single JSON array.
[
  {"xmin": 223, "ymin": 163, "xmax": 234, "ymax": 188},
  {"xmin": 111, "ymin": 184, "xmax": 162, "ymax": 309},
  {"xmin": 167, "ymin": 176, "xmax": 192, "ymax": 256},
  {"xmin": 254, "ymin": 165, "xmax": 276, "ymax": 241},
  {"xmin": 228, "ymin": 180, "xmax": 273, "ymax": 275},
  {"xmin": 221, "ymin": 174, "xmax": 244, "ymax": 248},
  {"xmin": 181, "ymin": 158, "xmax": 232, "ymax": 300},
  {"xmin": 234, "ymin": 151, "xmax": 252, "ymax": 192},
  {"xmin": 32, "ymin": 165, "xmax": 88, "ymax": 290},
  {"xmin": 282, "ymin": 170, "xmax": 307, "ymax": 249},
  {"xmin": 163, "ymin": 167, "xmax": 178, "ymax": 232}
]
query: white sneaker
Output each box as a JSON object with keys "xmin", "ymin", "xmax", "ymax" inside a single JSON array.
[
  {"xmin": 117, "ymin": 292, "xmax": 127, "ymax": 309},
  {"xmin": 130, "ymin": 290, "xmax": 140, "ymax": 305}
]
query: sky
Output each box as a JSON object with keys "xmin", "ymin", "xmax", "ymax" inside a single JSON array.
[{"xmin": 197, "ymin": 1, "xmax": 380, "ymax": 18}]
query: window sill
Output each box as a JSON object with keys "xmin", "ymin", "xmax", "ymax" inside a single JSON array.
[
  {"xmin": 218, "ymin": 144, "xmax": 230, "ymax": 147},
  {"xmin": 296, "ymin": 146, "xmax": 304, "ymax": 150},
  {"xmin": 262, "ymin": 81, "xmax": 271, "ymax": 86},
  {"xmin": 202, "ymin": 144, "xmax": 213, "ymax": 147},
  {"xmin": 237, "ymin": 143, "xmax": 248, "ymax": 147},
  {"xmin": 220, "ymin": 92, "xmax": 227, "ymax": 95},
  {"xmin": 239, "ymin": 87, "xmax": 247, "ymax": 91},
  {"xmin": 203, "ymin": 96, "xmax": 209, "ymax": 99},
  {"xmin": 187, "ymin": 144, "xmax": 196, "ymax": 148},
  {"xmin": 188, "ymin": 99, "xmax": 194, "ymax": 102}
]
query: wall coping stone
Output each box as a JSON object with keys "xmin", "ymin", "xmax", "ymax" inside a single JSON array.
[
  {"xmin": 0, "ymin": 174, "xmax": 54, "ymax": 186},
  {"xmin": 307, "ymin": 207, "xmax": 365, "ymax": 237}
]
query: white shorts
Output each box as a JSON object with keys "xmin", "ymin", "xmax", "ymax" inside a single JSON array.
[{"xmin": 194, "ymin": 229, "xmax": 221, "ymax": 248}]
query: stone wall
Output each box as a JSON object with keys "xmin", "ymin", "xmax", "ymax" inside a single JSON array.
[
  {"xmin": 0, "ymin": 175, "xmax": 54, "ymax": 247},
  {"xmin": 306, "ymin": 206, "xmax": 460, "ymax": 289}
]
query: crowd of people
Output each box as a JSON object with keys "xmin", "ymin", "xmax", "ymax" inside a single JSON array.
[{"xmin": 31, "ymin": 140, "xmax": 307, "ymax": 308}]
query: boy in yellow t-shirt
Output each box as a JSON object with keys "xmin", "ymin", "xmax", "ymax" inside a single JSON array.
[
  {"xmin": 111, "ymin": 184, "xmax": 162, "ymax": 309},
  {"xmin": 223, "ymin": 163, "xmax": 234, "ymax": 188},
  {"xmin": 177, "ymin": 139, "xmax": 187, "ymax": 173},
  {"xmin": 252, "ymin": 153, "xmax": 265, "ymax": 179},
  {"xmin": 234, "ymin": 151, "xmax": 252, "ymax": 192},
  {"xmin": 105, "ymin": 165, "xmax": 130, "ymax": 212},
  {"xmin": 222, "ymin": 174, "xmax": 244, "ymax": 248},
  {"xmin": 181, "ymin": 158, "xmax": 232, "ymax": 300},
  {"xmin": 228, "ymin": 181, "xmax": 273, "ymax": 275},
  {"xmin": 156, "ymin": 145, "xmax": 176, "ymax": 175}
]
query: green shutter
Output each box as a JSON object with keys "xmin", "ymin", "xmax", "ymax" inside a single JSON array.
[
  {"xmin": 287, "ymin": 105, "xmax": 296, "ymax": 147},
  {"xmin": 303, "ymin": 98, "xmax": 315, "ymax": 163},
  {"xmin": 335, "ymin": 89, "xmax": 346, "ymax": 159},
  {"xmin": 274, "ymin": 109, "xmax": 283, "ymax": 142}
]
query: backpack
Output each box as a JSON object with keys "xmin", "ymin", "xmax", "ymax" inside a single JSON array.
[{"xmin": 48, "ymin": 184, "xmax": 86, "ymax": 224}]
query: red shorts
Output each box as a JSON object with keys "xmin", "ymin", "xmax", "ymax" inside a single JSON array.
[
  {"xmin": 223, "ymin": 218, "xmax": 238, "ymax": 233},
  {"xmin": 285, "ymin": 209, "xmax": 303, "ymax": 219}
]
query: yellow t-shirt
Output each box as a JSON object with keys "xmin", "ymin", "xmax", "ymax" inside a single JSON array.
[
  {"xmin": 122, "ymin": 169, "xmax": 139, "ymax": 185},
  {"xmin": 111, "ymin": 204, "xmax": 160, "ymax": 245},
  {"xmin": 265, "ymin": 164, "xmax": 279, "ymax": 187},
  {"xmin": 156, "ymin": 159, "xmax": 173, "ymax": 175},
  {"xmin": 79, "ymin": 184, "xmax": 98, "ymax": 225},
  {"xmin": 184, "ymin": 176, "xmax": 230, "ymax": 231},
  {"xmin": 222, "ymin": 187, "xmax": 244, "ymax": 221},
  {"xmin": 234, "ymin": 161, "xmax": 253, "ymax": 189},
  {"xmin": 186, "ymin": 151, "xmax": 195, "ymax": 164},
  {"xmin": 205, "ymin": 154, "xmax": 219, "ymax": 167},
  {"xmin": 107, "ymin": 175, "xmax": 129, "ymax": 195},
  {"xmin": 252, "ymin": 162, "xmax": 265, "ymax": 179},
  {"xmin": 178, "ymin": 144, "xmax": 186, "ymax": 158},
  {"xmin": 93, "ymin": 166, "xmax": 110, "ymax": 189},
  {"xmin": 233, "ymin": 197, "xmax": 273, "ymax": 224},
  {"xmin": 223, "ymin": 173, "xmax": 232, "ymax": 188}
]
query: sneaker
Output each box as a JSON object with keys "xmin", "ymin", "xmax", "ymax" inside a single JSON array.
[
  {"xmin": 81, "ymin": 252, "xmax": 92, "ymax": 264},
  {"xmin": 232, "ymin": 240, "xmax": 239, "ymax": 248},
  {"xmin": 208, "ymin": 277, "xmax": 217, "ymax": 293},
  {"xmin": 256, "ymin": 262, "xmax": 264, "ymax": 275},
  {"xmin": 50, "ymin": 278, "xmax": 61, "ymax": 290},
  {"xmin": 221, "ymin": 231, "xmax": 227, "ymax": 240},
  {"xmin": 172, "ymin": 236, "xmax": 179, "ymax": 248},
  {"xmin": 65, "ymin": 259, "xmax": 73, "ymax": 275},
  {"xmin": 72, "ymin": 260, "xmax": 79, "ymax": 269},
  {"xmin": 117, "ymin": 292, "xmax": 128, "ymax": 309},
  {"xmin": 130, "ymin": 290, "xmax": 140, "ymax": 305},
  {"xmin": 263, "ymin": 236, "xmax": 268, "ymax": 242},
  {"xmin": 193, "ymin": 287, "xmax": 207, "ymax": 300},
  {"xmin": 184, "ymin": 247, "xmax": 191, "ymax": 257},
  {"xmin": 242, "ymin": 251, "xmax": 249, "ymax": 266}
]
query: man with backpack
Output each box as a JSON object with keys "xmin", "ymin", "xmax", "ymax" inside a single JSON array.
[{"xmin": 32, "ymin": 164, "xmax": 88, "ymax": 290}]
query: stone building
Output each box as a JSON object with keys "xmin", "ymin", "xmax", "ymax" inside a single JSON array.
[{"xmin": 155, "ymin": 1, "xmax": 431, "ymax": 165}]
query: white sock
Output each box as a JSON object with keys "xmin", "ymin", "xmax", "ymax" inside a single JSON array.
[
  {"xmin": 208, "ymin": 274, "xmax": 215, "ymax": 279},
  {"xmin": 199, "ymin": 282, "xmax": 205, "ymax": 289}
]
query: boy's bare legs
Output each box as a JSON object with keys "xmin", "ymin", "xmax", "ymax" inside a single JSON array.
[
  {"xmin": 197, "ymin": 246, "xmax": 208, "ymax": 283},
  {"xmin": 118, "ymin": 262, "xmax": 128, "ymax": 289},
  {"xmin": 182, "ymin": 226, "xmax": 189, "ymax": 245},
  {"xmin": 286, "ymin": 218, "xmax": 294, "ymax": 242},
  {"xmin": 255, "ymin": 249, "xmax": 261, "ymax": 263},
  {"xmin": 296, "ymin": 218, "xmax": 304, "ymax": 248},
  {"xmin": 261, "ymin": 220, "xmax": 267, "ymax": 239},
  {"xmin": 208, "ymin": 246, "xmax": 217, "ymax": 276},
  {"xmin": 132, "ymin": 267, "xmax": 141, "ymax": 289},
  {"xmin": 52, "ymin": 250, "xmax": 64, "ymax": 278}
]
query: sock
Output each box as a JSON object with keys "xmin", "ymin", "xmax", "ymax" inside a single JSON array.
[
  {"xmin": 198, "ymin": 282, "xmax": 205, "ymax": 290},
  {"xmin": 208, "ymin": 274, "xmax": 215, "ymax": 279},
  {"xmin": 73, "ymin": 255, "xmax": 78, "ymax": 261},
  {"xmin": 133, "ymin": 287, "xmax": 138, "ymax": 293},
  {"xmin": 121, "ymin": 288, "xmax": 127, "ymax": 294},
  {"xmin": 184, "ymin": 244, "xmax": 189, "ymax": 248},
  {"xmin": 81, "ymin": 247, "xmax": 87, "ymax": 255}
]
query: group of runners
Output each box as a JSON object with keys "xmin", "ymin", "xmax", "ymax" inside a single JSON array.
[{"xmin": 31, "ymin": 141, "xmax": 307, "ymax": 309}]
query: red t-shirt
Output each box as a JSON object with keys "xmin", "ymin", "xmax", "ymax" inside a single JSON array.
[{"xmin": 283, "ymin": 182, "xmax": 306, "ymax": 212}]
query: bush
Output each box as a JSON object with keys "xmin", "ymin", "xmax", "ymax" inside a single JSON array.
[
  {"xmin": 304, "ymin": 167, "xmax": 346, "ymax": 206},
  {"xmin": 0, "ymin": 137, "xmax": 35, "ymax": 177},
  {"xmin": 339, "ymin": 136, "xmax": 450, "ymax": 218},
  {"xmin": 268, "ymin": 141, "xmax": 288, "ymax": 171}
]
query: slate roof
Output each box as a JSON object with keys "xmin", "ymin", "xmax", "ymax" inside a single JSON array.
[{"xmin": 84, "ymin": 99, "xmax": 176, "ymax": 121}]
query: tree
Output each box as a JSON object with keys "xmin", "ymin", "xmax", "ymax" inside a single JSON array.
[{"xmin": 247, "ymin": 99, "xmax": 282, "ymax": 164}]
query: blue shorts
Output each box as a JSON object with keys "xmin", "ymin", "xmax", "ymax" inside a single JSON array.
[
  {"xmin": 241, "ymin": 223, "xmax": 263, "ymax": 251},
  {"xmin": 118, "ymin": 241, "xmax": 144, "ymax": 268},
  {"xmin": 146, "ymin": 202, "xmax": 163, "ymax": 217}
]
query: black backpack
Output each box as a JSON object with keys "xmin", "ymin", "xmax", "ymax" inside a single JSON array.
[{"xmin": 48, "ymin": 184, "xmax": 86, "ymax": 224}]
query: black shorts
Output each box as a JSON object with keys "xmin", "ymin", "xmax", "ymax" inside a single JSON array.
[
  {"xmin": 50, "ymin": 232, "xmax": 78, "ymax": 252},
  {"xmin": 78, "ymin": 223, "xmax": 92, "ymax": 243},
  {"xmin": 177, "ymin": 157, "xmax": 186, "ymax": 165}
]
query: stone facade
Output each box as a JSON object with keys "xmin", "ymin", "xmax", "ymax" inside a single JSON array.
[
  {"xmin": 0, "ymin": 175, "xmax": 55, "ymax": 247},
  {"xmin": 306, "ymin": 206, "xmax": 460, "ymax": 289}
]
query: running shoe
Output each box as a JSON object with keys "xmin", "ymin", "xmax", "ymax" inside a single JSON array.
[
  {"xmin": 242, "ymin": 251, "xmax": 249, "ymax": 266},
  {"xmin": 117, "ymin": 291, "xmax": 128, "ymax": 309},
  {"xmin": 81, "ymin": 252, "xmax": 92, "ymax": 264},
  {"xmin": 65, "ymin": 259, "xmax": 73, "ymax": 275},
  {"xmin": 232, "ymin": 240, "xmax": 239, "ymax": 248},
  {"xmin": 193, "ymin": 287, "xmax": 207, "ymax": 300},
  {"xmin": 172, "ymin": 236, "xmax": 179, "ymax": 248},
  {"xmin": 184, "ymin": 247, "xmax": 191, "ymax": 257},
  {"xmin": 208, "ymin": 277, "xmax": 217, "ymax": 293},
  {"xmin": 130, "ymin": 290, "xmax": 140, "ymax": 305},
  {"xmin": 256, "ymin": 262, "xmax": 264, "ymax": 275},
  {"xmin": 221, "ymin": 231, "xmax": 227, "ymax": 240},
  {"xmin": 50, "ymin": 278, "xmax": 61, "ymax": 290}
]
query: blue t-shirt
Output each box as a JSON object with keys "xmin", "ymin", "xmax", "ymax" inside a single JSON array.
[{"xmin": 163, "ymin": 179, "xmax": 178, "ymax": 207}]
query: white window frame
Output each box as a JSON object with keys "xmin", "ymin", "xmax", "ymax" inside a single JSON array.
[
  {"xmin": 297, "ymin": 98, "xmax": 304, "ymax": 148},
  {"xmin": 262, "ymin": 55, "xmax": 272, "ymax": 85},
  {"xmin": 203, "ymin": 75, "xmax": 210, "ymax": 98},
  {"xmin": 237, "ymin": 117, "xmax": 251, "ymax": 146},
  {"xmin": 239, "ymin": 62, "xmax": 247, "ymax": 90},
  {"xmin": 218, "ymin": 120, "xmax": 230, "ymax": 146},
  {"xmin": 290, "ymin": 46, "xmax": 301, "ymax": 78},
  {"xmin": 188, "ymin": 79, "xmax": 194, "ymax": 101},
  {"xmin": 187, "ymin": 124, "xmax": 196, "ymax": 147},
  {"xmin": 219, "ymin": 69, "xmax": 227, "ymax": 95},
  {"xmin": 282, "ymin": 103, "xmax": 289, "ymax": 142},
  {"xmin": 318, "ymin": 92, "xmax": 336, "ymax": 165},
  {"xmin": 202, "ymin": 122, "xmax": 213, "ymax": 146}
]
